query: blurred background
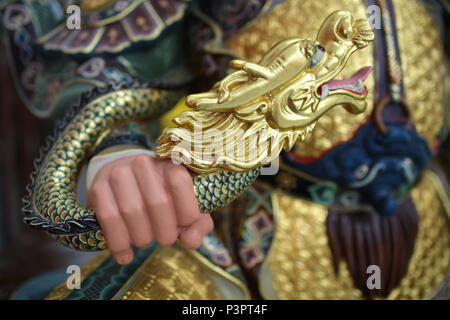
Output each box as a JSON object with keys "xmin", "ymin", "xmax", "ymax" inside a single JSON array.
[{"xmin": 0, "ymin": 41, "xmax": 97, "ymax": 300}]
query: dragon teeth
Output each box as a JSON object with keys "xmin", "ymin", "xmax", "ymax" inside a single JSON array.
[
  {"xmin": 356, "ymin": 79, "xmax": 364, "ymax": 91},
  {"xmin": 327, "ymin": 80, "xmax": 364, "ymax": 93},
  {"xmin": 320, "ymin": 84, "xmax": 329, "ymax": 100},
  {"xmin": 321, "ymin": 78, "xmax": 365, "ymax": 99}
]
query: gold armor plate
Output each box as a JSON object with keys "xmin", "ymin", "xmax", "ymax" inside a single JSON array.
[
  {"xmin": 262, "ymin": 170, "xmax": 449, "ymax": 299},
  {"xmin": 228, "ymin": 0, "xmax": 445, "ymax": 157},
  {"xmin": 114, "ymin": 246, "xmax": 221, "ymax": 300}
]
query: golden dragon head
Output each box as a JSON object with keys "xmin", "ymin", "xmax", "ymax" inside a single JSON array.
[
  {"xmin": 155, "ymin": 10, "xmax": 375, "ymax": 174},
  {"xmin": 271, "ymin": 10, "xmax": 375, "ymax": 129}
]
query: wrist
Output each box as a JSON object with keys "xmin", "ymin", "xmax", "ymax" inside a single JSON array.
[{"xmin": 86, "ymin": 146, "xmax": 155, "ymax": 190}]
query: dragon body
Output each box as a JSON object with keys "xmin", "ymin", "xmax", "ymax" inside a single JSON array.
[
  {"xmin": 23, "ymin": 11, "xmax": 374, "ymax": 251},
  {"xmin": 22, "ymin": 83, "xmax": 260, "ymax": 251}
]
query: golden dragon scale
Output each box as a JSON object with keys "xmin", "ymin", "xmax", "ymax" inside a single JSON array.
[{"xmin": 22, "ymin": 11, "xmax": 374, "ymax": 251}]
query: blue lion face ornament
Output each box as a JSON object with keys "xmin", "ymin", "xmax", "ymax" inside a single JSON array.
[{"xmin": 281, "ymin": 120, "xmax": 431, "ymax": 216}]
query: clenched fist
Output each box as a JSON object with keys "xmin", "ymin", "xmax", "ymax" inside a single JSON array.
[{"xmin": 86, "ymin": 154, "xmax": 214, "ymax": 265}]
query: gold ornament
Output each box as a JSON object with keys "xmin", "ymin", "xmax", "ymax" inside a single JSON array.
[
  {"xmin": 228, "ymin": 0, "xmax": 445, "ymax": 156},
  {"xmin": 262, "ymin": 170, "xmax": 449, "ymax": 300},
  {"xmin": 155, "ymin": 10, "xmax": 374, "ymax": 174},
  {"xmin": 115, "ymin": 246, "xmax": 221, "ymax": 300}
]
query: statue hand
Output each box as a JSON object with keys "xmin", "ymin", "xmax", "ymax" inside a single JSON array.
[{"xmin": 86, "ymin": 154, "xmax": 214, "ymax": 265}]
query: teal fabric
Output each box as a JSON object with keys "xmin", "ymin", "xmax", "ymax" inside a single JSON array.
[
  {"xmin": 10, "ymin": 244, "xmax": 157, "ymax": 300},
  {"xmin": 10, "ymin": 270, "xmax": 68, "ymax": 300},
  {"xmin": 66, "ymin": 243, "xmax": 157, "ymax": 300},
  {"xmin": 25, "ymin": 0, "xmax": 64, "ymax": 37}
]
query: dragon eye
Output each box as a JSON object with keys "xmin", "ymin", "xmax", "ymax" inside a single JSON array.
[
  {"xmin": 310, "ymin": 44, "xmax": 325, "ymax": 67},
  {"xmin": 354, "ymin": 164, "xmax": 370, "ymax": 179}
]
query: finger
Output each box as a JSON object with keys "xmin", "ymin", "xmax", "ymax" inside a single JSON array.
[
  {"xmin": 87, "ymin": 182, "xmax": 133, "ymax": 265},
  {"xmin": 132, "ymin": 155, "xmax": 178, "ymax": 246},
  {"xmin": 164, "ymin": 164, "xmax": 200, "ymax": 227},
  {"xmin": 109, "ymin": 165, "xmax": 153, "ymax": 249},
  {"xmin": 178, "ymin": 213, "xmax": 214, "ymax": 249}
]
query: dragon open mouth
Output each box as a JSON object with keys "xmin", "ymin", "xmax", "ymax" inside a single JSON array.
[{"xmin": 318, "ymin": 66, "xmax": 373, "ymax": 100}]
